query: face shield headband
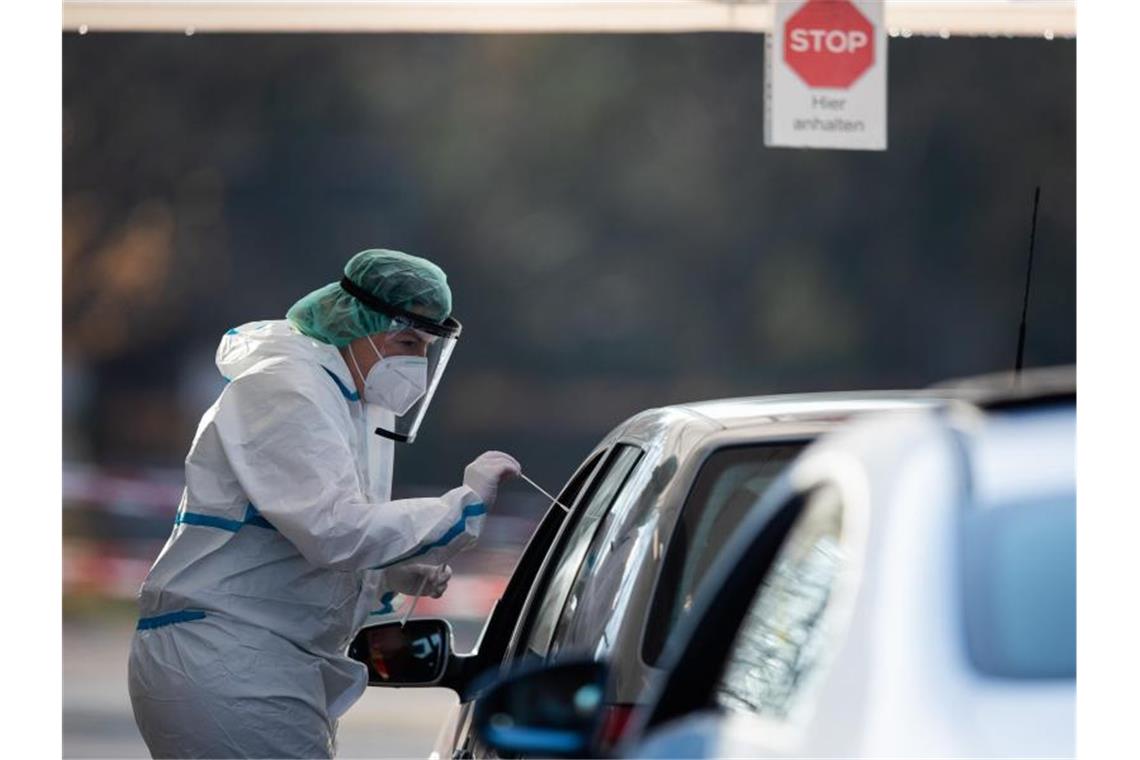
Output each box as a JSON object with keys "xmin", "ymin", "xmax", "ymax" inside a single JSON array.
[
  {"xmin": 339, "ymin": 277, "xmax": 462, "ymax": 444},
  {"xmin": 339, "ymin": 277, "xmax": 462, "ymax": 340}
]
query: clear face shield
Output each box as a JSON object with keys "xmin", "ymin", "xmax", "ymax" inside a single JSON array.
[{"xmin": 340, "ymin": 277, "xmax": 461, "ymax": 444}]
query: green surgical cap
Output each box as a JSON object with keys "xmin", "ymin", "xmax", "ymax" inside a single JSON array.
[{"xmin": 286, "ymin": 249, "xmax": 453, "ymax": 347}]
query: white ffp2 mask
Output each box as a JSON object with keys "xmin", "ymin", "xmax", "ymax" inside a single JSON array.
[{"xmin": 349, "ymin": 338, "xmax": 428, "ymax": 415}]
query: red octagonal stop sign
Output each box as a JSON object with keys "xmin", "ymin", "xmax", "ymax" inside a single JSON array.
[{"xmin": 784, "ymin": 0, "xmax": 875, "ymax": 89}]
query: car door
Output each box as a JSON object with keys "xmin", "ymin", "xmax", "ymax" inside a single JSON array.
[
  {"xmin": 438, "ymin": 447, "xmax": 608, "ymax": 759},
  {"xmin": 461, "ymin": 443, "xmax": 646, "ymax": 758}
]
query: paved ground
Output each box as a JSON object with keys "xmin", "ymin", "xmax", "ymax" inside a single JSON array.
[{"xmin": 64, "ymin": 618, "xmax": 481, "ymax": 759}]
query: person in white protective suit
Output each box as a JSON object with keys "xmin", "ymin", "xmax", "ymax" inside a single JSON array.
[{"xmin": 128, "ymin": 248, "xmax": 520, "ymax": 759}]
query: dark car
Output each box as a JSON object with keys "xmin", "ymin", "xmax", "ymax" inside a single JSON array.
[{"xmin": 350, "ymin": 391, "xmax": 943, "ymax": 758}]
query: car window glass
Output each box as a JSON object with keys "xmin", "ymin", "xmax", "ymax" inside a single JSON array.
[
  {"xmin": 517, "ymin": 445, "xmax": 644, "ymax": 663},
  {"xmin": 960, "ymin": 405, "xmax": 1075, "ymax": 679},
  {"xmin": 475, "ymin": 449, "xmax": 606, "ymax": 652},
  {"xmin": 642, "ymin": 443, "xmax": 808, "ymax": 665},
  {"xmin": 962, "ymin": 490, "xmax": 1075, "ymax": 678},
  {"xmin": 714, "ymin": 484, "xmax": 844, "ymax": 721},
  {"xmin": 544, "ymin": 457, "xmax": 676, "ymax": 660}
]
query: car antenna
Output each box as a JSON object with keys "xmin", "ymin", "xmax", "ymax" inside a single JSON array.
[{"xmin": 1014, "ymin": 185, "xmax": 1042, "ymax": 382}]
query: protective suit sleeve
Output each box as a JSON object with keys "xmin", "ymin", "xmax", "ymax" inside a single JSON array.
[{"xmin": 212, "ymin": 361, "xmax": 484, "ymax": 572}]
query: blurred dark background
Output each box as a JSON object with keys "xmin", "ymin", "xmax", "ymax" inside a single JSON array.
[{"xmin": 62, "ymin": 30, "xmax": 1074, "ymax": 600}]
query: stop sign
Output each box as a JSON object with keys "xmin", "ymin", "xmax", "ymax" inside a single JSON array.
[{"xmin": 783, "ymin": 0, "xmax": 875, "ymax": 89}]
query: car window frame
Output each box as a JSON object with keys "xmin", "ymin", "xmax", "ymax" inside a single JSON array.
[
  {"xmin": 502, "ymin": 443, "xmax": 645, "ymax": 669},
  {"xmin": 464, "ymin": 448, "xmax": 608, "ymax": 671},
  {"xmin": 448, "ymin": 449, "xmax": 609, "ymax": 759},
  {"xmin": 544, "ymin": 445, "xmax": 652, "ymax": 660}
]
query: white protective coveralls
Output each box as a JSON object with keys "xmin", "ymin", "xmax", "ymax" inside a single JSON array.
[{"xmin": 128, "ymin": 320, "xmax": 485, "ymax": 758}]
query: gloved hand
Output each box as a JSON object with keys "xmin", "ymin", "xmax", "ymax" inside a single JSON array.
[
  {"xmin": 385, "ymin": 563, "xmax": 453, "ymax": 599},
  {"xmin": 463, "ymin": 450, "xmax": 521, "ymax": 509}
]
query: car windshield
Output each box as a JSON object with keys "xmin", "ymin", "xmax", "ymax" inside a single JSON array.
[{"xmin": 642, "ymin": 442, "xmax": 808, "ymax": 665}]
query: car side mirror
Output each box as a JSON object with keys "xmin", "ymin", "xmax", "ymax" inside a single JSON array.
[
  {"xmin": 472, "ymin": 659, "xmax": 608, "ymax": 758},
  {"xmin": 347, "ymin": 618, "xmax": 452, "ymax": 687}
]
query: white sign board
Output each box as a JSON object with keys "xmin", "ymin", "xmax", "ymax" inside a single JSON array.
[{"xmin": 765, "ymin": 0, "xmax": 887, "ymax": 151}]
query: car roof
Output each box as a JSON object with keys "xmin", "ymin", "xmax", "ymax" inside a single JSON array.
[
  {"xmin": 597, "ymin": 390, "xmax": 951, "ymax": 452},
  {"xmin": 675, "ymin": 390, "xmax": 948, "ymax": 429},
  {"xmin": 595, "ymin": 365, "xmax": 1071, "ymax": 454}
]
